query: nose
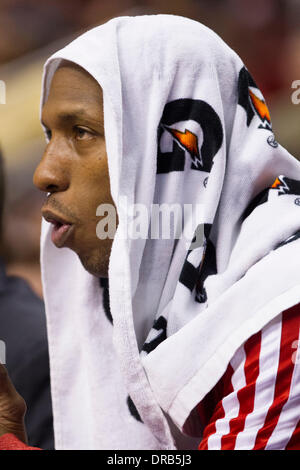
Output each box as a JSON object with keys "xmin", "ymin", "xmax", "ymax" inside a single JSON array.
[{"xmin": 33, "ymin": 138, "xmax": 70, "ymax": 193}]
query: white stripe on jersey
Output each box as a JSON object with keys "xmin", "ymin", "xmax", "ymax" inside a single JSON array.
[
  {"xmin": 207, "ymin": 345, "xmax": 246, "ymax": 450},
  {"xmin": 265, "ymin": 330, "xmax": 300, "ymax": 449},
  {"xmin": 234, "ymin": 314, "xmax": 282, "ymax": 449}
]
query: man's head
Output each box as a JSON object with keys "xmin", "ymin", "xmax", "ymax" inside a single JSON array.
[{"xmin": 34, "ymin": 61, "xmax": 116, "ymax": 277}]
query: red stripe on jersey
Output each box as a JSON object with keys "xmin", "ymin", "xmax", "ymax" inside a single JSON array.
[
  {"xmin": 198, "ymin": 303, "xmax": 300, "ymax": 450},
  {"xmin": 285, "ymin": 419, "xmax": 300, "ymax": 450},
  {"xmin": 220, "ymin": 331, "xmax": 261, "ymax": 449},
  {"xmin": 198, "ymin": 364, "xmax": 234, "ymax": 450},
  {"xmin": 253, "ymin": 305, "xmax": 300, "ymax": 449}
]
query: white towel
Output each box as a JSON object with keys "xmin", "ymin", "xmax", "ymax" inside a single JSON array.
[{"xmin": 40, "ymin": 15, "xmax": 300, "ymax": 450}]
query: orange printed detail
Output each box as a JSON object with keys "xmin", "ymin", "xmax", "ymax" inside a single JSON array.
[
  {"xmin": 249, "ymin": 89, "xmax": 271, "ymax": 123},
  {"xmin": 165, "ymin": 126, "xmax": 200, "ymax": 159},
  {"xmin": 271, "ymin": 177, "xmax": 281, "ymax": 189}
]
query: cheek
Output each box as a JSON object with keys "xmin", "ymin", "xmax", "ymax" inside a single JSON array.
[
  {"xmin": 71, "ymin": 150, "xmax": 113, "ymax": 222},
  {"xmin": 75, "ymin": 176, "xmax": 113, "ymax": 227},
  {"xmin": 88, "ymin": 157, "xmax": 113, "ymax": 207}
]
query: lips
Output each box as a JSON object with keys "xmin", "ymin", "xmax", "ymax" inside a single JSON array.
[{"xmin": 42, "ymin": 209, "xmax": 75, "ymax": 248}]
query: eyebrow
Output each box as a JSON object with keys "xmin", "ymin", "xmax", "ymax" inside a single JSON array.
[{"xmin": 41, "ymin": 108, "xmax": 104, "ymax": 129}]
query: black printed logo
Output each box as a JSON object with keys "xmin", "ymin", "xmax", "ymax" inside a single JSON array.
[
  {"xmin": 157, "ymin": 99, "xmax": 223, "ymax": 174},
  {"xmin": 238, "ymin": 67, "xmax": 272, "ymax": 132},
  {"xmin": 142, "ymin": 316, "xmax": 167, "ymax": 354}
]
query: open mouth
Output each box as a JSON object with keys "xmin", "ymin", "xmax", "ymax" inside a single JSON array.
[
  {"xmin": 51, "ymin": 220, "xmax": 74, "ymax": 248},
  {"xmin": 42, "ymin": 209, "xmax": 75, "ymax": 248}
]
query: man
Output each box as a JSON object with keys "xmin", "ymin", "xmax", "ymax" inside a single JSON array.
[
  {"xmin": 35, "ymin": 61, "xmax": 115, "ymax": 279},
  {"xmin": 0, "ymin": 15, "xmax": 300, "ymax": 450}
]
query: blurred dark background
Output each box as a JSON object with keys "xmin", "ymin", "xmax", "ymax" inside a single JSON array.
[{"xmin": 0, "ymin": 0, "xmax": 299, "ymax": 297}]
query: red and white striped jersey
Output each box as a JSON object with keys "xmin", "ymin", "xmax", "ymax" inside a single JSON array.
[{"xmin": 197, "ymin": 303, "xmax": 300, "ymax": 450}]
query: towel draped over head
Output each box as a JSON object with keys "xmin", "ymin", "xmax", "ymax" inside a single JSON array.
[{"xmin": 40, "ymin": 15, "xmax": 300, "ymax": 449}]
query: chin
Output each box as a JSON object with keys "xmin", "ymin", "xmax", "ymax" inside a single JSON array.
[{"xmin": 78, "ymin": 250, "xmax": 109, "ymax": 278}]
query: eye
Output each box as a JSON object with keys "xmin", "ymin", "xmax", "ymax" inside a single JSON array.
[{"xmin": 74, "ymin": 126, "xmax": 94, "ymax": 141}]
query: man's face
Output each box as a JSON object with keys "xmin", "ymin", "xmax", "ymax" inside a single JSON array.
[{"xmin": 34, "ymin": 61, "xmax": 116, "ymax": 277}]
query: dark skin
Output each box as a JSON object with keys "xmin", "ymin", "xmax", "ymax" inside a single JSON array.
[
  {"xmin": 0, "ymin": 62, "xmax": 117, "ymax": 442},
  {"xmin": 35, "ymin": 60, "xmax": 116, "ymax": 278},
  {"xmin": 0, "ymin": 364, "xmax": 27, "ymax": 443}
]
